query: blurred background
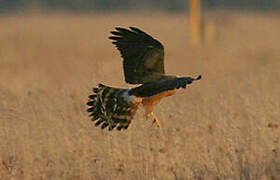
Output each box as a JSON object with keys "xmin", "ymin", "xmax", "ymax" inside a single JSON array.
[
  {"xmin": 1, "ymin": 0, "xmax": 280, "ymax": 13},
  {"xmin": 0, "ymin": 1, "xmax": 280, "ymax": 180},
  {"xmin": 1, "ymin": 0, "xmax": 280, "ymax": 46}
]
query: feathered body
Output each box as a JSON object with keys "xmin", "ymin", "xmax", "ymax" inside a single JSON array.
[
  {"xmin": 87, "ymin": 76, "xmax": 201, "ymax": 131},
  {"xmin": 87, "ymin": 27, "xmax": 202, "ymax": 131}
]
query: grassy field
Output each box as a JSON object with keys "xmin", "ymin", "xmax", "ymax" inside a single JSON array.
[{"xmin": 0, "ymin": 11, "xmax": 279, "ymax": 180}]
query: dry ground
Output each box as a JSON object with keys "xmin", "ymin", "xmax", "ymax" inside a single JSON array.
[{"xmin": 0, "ymin": 11, "xmax": 279, "ymax": 180}]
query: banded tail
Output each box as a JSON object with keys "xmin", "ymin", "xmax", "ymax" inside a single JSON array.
[{"xmin": 87, "ymin": 84, "xmax": 142, "ymax": 131}]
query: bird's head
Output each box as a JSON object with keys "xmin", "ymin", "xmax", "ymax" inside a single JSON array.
[{"xmin": 177, "ymin": 75, "xmax": 202, "ymax": 89}]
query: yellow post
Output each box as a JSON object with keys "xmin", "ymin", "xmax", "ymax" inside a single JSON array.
[{"xmin": 190, "ymin": 0, "xmax": 201, "ymax": 46}]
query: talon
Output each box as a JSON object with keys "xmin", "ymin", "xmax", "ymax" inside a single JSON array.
[
  {"xmin": 151, "ymin": 112, "xmax": 160, "ymax": 127},
  {"xmin": 152, "ymin": 118, "xmax": 160, "ymax": 127},
  {"xmin": 145, "ymin": 112, "xmax": 161, "ymax": 127}
]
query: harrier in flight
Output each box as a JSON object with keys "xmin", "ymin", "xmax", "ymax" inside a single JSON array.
[{"xmin": 87, "ymin": 27, "xmax": 201, "ymax": 131}]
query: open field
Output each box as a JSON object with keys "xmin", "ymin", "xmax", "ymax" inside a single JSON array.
[{"xmin": 0, "ymin": 11, "xmax": 279, "ymax": 179}]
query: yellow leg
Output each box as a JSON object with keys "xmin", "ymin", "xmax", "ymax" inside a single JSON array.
[
  {"xmin": 151, "ymin": 112, "xmax": 160, "ymax": 127},
  {"xmin": 145, "ymin": 112, "xmax": 160, "ymax": 127}
]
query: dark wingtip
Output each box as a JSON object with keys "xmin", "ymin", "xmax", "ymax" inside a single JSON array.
[
  {"xmin": 115, "ymin": 27, "xmax": 124, "ymax": 31},
  {"xmin": 195, "ymin": 75, "xmax": 202, "ymax": 80},
  {"xmin": 129, "ymin": 26, "xmax": 138, "ymax": 30},
  {"xmin": 129, "ymin": 26, "xmax": 142, "ymax": 33},
  {"xmin": 110, "ymin": 31, "xmax": 121, "ymax": 36},
  {"xmin": 109, "ymin": 36, "xmax": 121, "ymax": 41}
]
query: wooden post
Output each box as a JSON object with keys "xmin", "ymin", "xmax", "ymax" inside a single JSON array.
[{"xmin": 190, "ymin": 0, "xmax": 201, "ymax": 46}]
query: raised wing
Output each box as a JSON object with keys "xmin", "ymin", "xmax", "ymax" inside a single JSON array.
[{"xmin": 109, "ymin": 27, "xmax": 165, "ymax": 84}]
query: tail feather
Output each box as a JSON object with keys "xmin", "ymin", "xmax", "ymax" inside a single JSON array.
[{"xmin": 87, "ymin": 84, "xmax": 142, "ymax": 131}]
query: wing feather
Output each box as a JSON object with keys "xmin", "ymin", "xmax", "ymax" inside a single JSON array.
[
  {"xmin": 129, "ymin": 76, "xmax": 202, "ymax": 97},
  {"xmin": 109, "ymin": 26, "xmax": 165, "ymax": 84}
]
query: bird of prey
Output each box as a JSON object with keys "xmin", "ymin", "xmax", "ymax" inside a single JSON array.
[{"xmin": 87, "ymin": 27, "xmax": 201, "ymax": 131}]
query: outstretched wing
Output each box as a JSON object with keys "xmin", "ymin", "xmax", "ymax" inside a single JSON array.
[
  {"xmin": 109, "ymin": 27, "xmax": 165, "ymax": 84},
  {"xmin": 129, "ymin": 75, "xmax": 202, "ymax": 97}
]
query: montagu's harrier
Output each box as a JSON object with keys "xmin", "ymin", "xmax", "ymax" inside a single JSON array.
[{"xmin": 87, "ymin": 27, "xmax": 201, "ymax": 131}]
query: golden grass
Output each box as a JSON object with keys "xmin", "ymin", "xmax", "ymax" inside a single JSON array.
[{"xmin": 0, "ymin": 12, "xmax": 279, "ymax": 179}]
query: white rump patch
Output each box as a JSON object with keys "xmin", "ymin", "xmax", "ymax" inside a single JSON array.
[{"xmin": 122, "ymin": 90, "xmax": 142, "ymax": 103}]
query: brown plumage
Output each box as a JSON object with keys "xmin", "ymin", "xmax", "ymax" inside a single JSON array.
[
  {"xmin": 87, "ymin": 27, "xmax": 201, "ymax": 131},
  {"xmin": 109, "ymin": 26, "xmax": 165, "ymax": 84}
]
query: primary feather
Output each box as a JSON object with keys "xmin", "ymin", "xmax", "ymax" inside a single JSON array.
[{"xmin": 109, "ymin": 26, "xmax": 165, "ymax": 84}]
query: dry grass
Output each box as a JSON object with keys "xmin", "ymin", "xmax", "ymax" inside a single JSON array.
[{"xmin": 0, "ymin": 11, "xmax": 279, "ymax": 180}]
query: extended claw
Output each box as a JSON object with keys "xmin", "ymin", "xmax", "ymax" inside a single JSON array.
[{"xmin": 145, "ymin": 112, "xmax": 160, "ymax": 127}]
